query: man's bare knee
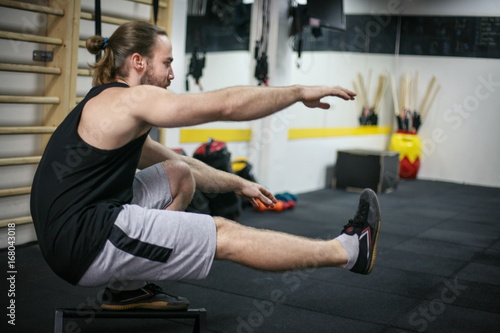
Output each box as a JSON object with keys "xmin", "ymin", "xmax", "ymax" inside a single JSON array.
[
  {"xmin": 214, "ymin": 217, "xmax": 241, "ymax": 260},
  {"xmin": 161, "ymin": 160, "xmax": 195, "ymax": 210}
]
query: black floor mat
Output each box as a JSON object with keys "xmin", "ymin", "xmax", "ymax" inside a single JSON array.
[{"xmin": 2, "ymin": 179, "xmax": 500, "ymax": 332}]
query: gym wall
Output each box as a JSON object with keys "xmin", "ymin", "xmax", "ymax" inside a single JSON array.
[
  {"xmin": 1, "ymin": 0, "xmax": 499, "ymax": 248},
  {"xmin": 178, "ymin": 0, "xmax": 500, "ymax": 193}
]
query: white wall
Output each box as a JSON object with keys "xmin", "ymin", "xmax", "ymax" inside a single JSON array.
[
  {"xmin": 402, "ymin": 56, "xmax": 500, "ymax": 186},
  {"xmin": 175, "ymin": 1, "xmax": 397, "ymax": 193},
  {"xmin": 175, "ymin": 0, "xmax": 500, "ymax": 191},
  {"xmin": 180, "ymin": 51, "xmax": 254, "ymax": 159}
]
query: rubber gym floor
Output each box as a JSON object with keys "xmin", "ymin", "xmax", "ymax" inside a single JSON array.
[{"xmin": 3, "ymin": 179, "xmax": 500, "ymax": 332}]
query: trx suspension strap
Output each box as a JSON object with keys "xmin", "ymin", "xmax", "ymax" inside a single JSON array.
[
  {"xmin": 153, "ymin": 0, "xmax": 159, "ymax": 25},
  {"xmin": 95, "ymin": 0, "xmax": 102, "ymax": 62}
]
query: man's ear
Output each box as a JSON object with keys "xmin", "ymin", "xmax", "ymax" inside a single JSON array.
[{"xmin": 131, "ymin": 53, "xmax": 145, "ymax": 72}]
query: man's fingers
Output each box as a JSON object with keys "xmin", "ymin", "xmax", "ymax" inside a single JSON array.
[
  {"xmin": 239, "ymin": 184, "xmax": 276, "ymax": 208},
  {"xmin": 318, "ymin": 102, "xmax": 330, "ymax": 109},
  {"xmin": 303, "ymin": 86, "xmax": 356, "ymax": 109},
  {"xmin": 261, "ymin": 187, "xmax": 277, "ymax": 203},
  {"xmin": 340, "ymin": 87, "xmax": 356, "ymax": 98},
  {"xmin": 334, "ymin": 87, "xmax": 356, "ymax": 100},
  {"xmin": 258, "ymin": 197, "xmax": 274, "ymax": 208},
  {"xmin": 304, "ymin": 100, "xmax": 330, "ymax": 109},
  {"xmin": 256, "ymin": 188, "xmax": 275, "ymax": 207},
  {"xmin": 248, "ymin": 198, "xmax": 259, "ymax": 208}
]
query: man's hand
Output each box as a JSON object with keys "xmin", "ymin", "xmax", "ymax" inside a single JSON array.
[
  {"xmin": 301, "ymin": 85, "xmax": 356, "ymax": 109},
  {"xmin": 235, "ymin": 180, "xmax": 277, "ymax": 209}
]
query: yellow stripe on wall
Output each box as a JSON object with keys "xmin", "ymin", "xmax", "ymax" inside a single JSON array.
[
  {"xmin": 288, "ymin": 126, "xmax": 392, "ymax": 140},
  {"xmin": 180, "ymin": 128, "xmax": 252, "ymax": 143},
  {"xmin": 179, "ymin": 126, "xmax": 392, "ymax": 143}
]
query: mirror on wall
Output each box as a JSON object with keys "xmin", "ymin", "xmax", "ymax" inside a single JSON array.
[{"xmin": 186, "ymin": 0, "xmax": 252, "ymax": 53}]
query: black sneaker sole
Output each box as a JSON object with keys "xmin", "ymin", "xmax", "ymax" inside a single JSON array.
[
  {"xmin": 364, "ymin": 189, "xmax": 381, "ymax": 275},
  {"xmin": 365, "ymin": 219, "xmax": 380, "ymax": 275}
]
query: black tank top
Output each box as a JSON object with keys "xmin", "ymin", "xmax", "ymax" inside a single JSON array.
[{"xmin": 30, "ymin": 82, "xmax": 149, "ymax": 285}]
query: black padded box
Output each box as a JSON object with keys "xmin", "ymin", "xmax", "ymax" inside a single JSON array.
[{"xmin": 333, "ymin": 149, "xmax": 399, "ymax": 193}]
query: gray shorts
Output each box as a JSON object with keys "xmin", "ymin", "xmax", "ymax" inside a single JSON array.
[{"xmin": 77, "ymin": 163, "xmax": 217, "ymax": 287}]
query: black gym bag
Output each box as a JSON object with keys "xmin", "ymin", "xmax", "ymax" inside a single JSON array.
[{"xmin": 187, "ymin": 138, "xmax": 242, "ymax": 220}]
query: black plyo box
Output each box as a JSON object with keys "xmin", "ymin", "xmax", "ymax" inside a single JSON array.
[{"xmin": 333, "ymin": 149, "xmax": 399, "ymax": 194}]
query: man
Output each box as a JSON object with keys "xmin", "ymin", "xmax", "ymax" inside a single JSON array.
[{"xmin": 30, "ymin": 21, "xmax": 381, "ymax": 310}]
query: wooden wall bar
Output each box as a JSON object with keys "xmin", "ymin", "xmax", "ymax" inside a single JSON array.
[{"xmin": 0, "ymin": 0, "xmax": 174, "ymax": 232}]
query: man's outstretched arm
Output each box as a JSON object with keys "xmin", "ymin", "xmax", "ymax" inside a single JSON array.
[{"xmin": 129, "ymin": 85, "xmax": 355, "ymax": 129}]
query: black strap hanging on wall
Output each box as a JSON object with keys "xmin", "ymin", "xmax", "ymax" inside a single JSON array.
[
  {"xmin": 186, "ymin": 27, "xmax": 206, "ymax": 92},
  {"xmin": 95, "ymin": 0, "xmax": 102, "ymax": 62},
  {"xmin": 153, "ymin": 0, "xmax": 159, "ymax": 25},
  {"xmin": 186, "ymin": 45, "xmax": 206, "ymax": 91},
  {"xmin": 254, "ymin": 0, "xmax": 269, "ymax": 86}
]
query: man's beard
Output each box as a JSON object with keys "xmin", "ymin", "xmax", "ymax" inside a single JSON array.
[{"xmin": 140, "ymin": 66, "xmax": 168, "ymax": 88}]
